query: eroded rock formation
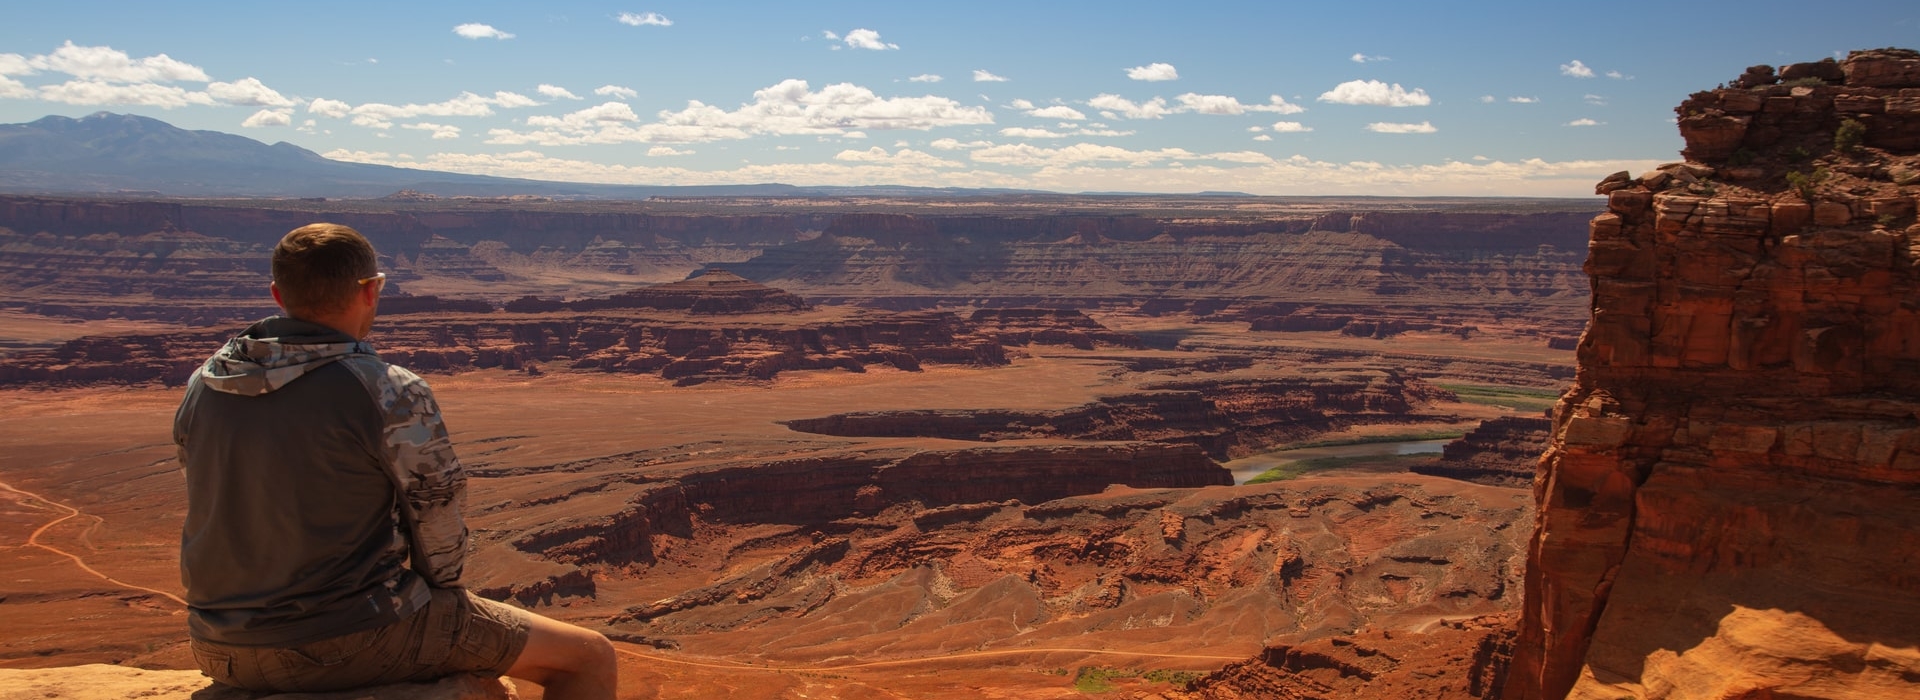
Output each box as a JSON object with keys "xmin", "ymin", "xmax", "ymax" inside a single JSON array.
[
  {"xmin": 0, "ymin": 307, "xmax": 1028, "ymax": 386},
  {"xmin": 504, "ymin": 269, "xmax": 809, "ymax": 315},
  {"xmin": 783, "ymin": 369, "xmax": 1457, "ymax": 460},
  {"xmin": 1414, "ymin": 416, "xmax": 1553, "ymax": 488},
  {"xmin": 1169, "ymin": 614, "xmax": 1515, "ymax": 700},
  {"xmin": 1507, "ymin": 49, "xmax": 1920, "ymax": 699}
]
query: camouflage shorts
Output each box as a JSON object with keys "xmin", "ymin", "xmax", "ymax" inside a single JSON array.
[{"xmin": 189, "ymin": 587, "xmax": 532, "ymax": 693}]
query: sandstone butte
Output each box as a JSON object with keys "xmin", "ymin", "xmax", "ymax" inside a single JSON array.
[{"xmin": 1502, "ymin": 48, "xmax": 1920, "ymax": 699}]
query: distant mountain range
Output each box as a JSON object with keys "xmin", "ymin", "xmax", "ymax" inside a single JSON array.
[{"xmin": 0, "ymin": 112, "xmax": 1042, "ymax": 199}]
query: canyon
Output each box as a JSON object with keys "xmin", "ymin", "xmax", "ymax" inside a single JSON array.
[
  {"xmin": 0, "ymin": 187, "xmax": 1574, "ymax": 697},
  {"xmin": 14, "ymin": 49, "xmax": 1916, "ymax": 700}
]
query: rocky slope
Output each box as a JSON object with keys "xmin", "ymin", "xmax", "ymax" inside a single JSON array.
[
  {"xmin": 1169, "ymin": 614, "xmax": 1515, "ymax": 700},
  {"xmin": 1507, "ymin": 49, "xmax": 1920, "ymax": 699}
]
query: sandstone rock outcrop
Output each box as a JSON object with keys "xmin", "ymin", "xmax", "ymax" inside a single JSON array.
[
  {"xmin": 1506, "ymin": 48, "xmax": 1920, "ymax": 699},
  {"xmin": 1413, "ymin": 416, "xmax": 1553, "ymax": 488}
]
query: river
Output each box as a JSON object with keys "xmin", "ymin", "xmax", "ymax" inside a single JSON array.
[{"xmin": 1224, "ymin": 438, "xmax": 1453, "ymax": 485}]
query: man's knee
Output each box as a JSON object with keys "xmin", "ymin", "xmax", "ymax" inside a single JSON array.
[{"xmin": 509, "ymin": 612, "xmax": 617, "ymax": 679}]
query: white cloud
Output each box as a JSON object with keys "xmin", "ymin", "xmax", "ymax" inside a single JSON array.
[
  {"xmin": 537, "ymin": 84, "xmax": 581, "ymax": 100},
  {"xmin": 909, "ymin": 74, "xmax": 942, "ymax": 83},
  {"xmin": 1270, "ymin": 121, "xmax": 1311, "ymax": 132},
  {"xmin": 491, "ymin": 91, "xmax": 539, "ymax": 108},
  {"xmin": 595, "ymin": 84, "xmax": 638, "ymax": 99},
  {"xmin": 1030, "ymin": 105, "xmax": 1086, "ymax": 120},
  {"xmin": 1584, "ymin": 94, "xmax": 1607, "ymax": 106},
  {"xmin": 1211, "ymin": 151, "xmax": 1277, "ymax": 164},
  {"xmin": 1473, "ymin": 155, "xmax": 1489, "ymax": 161},
  {"xmin": 1605, "ymin": 70, "xmax": 1629, "ymax": 80},
  {"xmin": 1001, "ymin": 126, "xmax": 1066, "ymax": 139},
  {"xmin": 26, "ymin": 42, "xmax": 208, "ymax": 83},
  {"xmin": 1351, "ymin": 53, "xmax": 1389, "ymax": 63},
  {"xmin": 526, "ymin": 101, "xmax": 641, "ymax": 129},
  {"xmin": 454, "ymin": 23, "xmax": 515, "ymax": 40},
  {"xmin": 842, "ymin": 28, "xmax": 898, "ymax": 51},
  {"xmin": 822, "ymin": 30, "xmax": 840, "ymax": 40},
  {"xmin": 1088, "ymin": 93, "xmax": 1170, "ymax": 119},
  {"xmin": 37, "ymin": 80, "xmax": 215, "ymax": 108},
  {"xmin": 1366, "ymin": 121, "xmax": 1436, "ymax": 134},
  {"xmin": 971, "ymin": 142, "xmax": 1197, "ymax": 167},
  {"xmin": 929, "ymin": 138, "xmax": 992, "ymax": 150},
  {"xmin": 1566, "ymin": 118, "xmax": 1602, "ymax": 127},
  {"xmin": 206, "ymin": 77, "xmax": 294, "ymax": 107},
  {"xmin": 0, "ymin": 53, "xmax": 32, "ymax": 76},
  {"xmin": 403, "ymin": 122, "xmax": 462, "ymax": 139},
  {"xmin": 348, "ymin": 92, "xmax": 533, "ymax": 129},
  {"xmin": 1480, "ymin": 95, "xmax": 1494, "ymax": 103},
  {"xmin": 1009, "ymin": 98, "xmax": 1035, "ymax": 110},
  {"xmin": 1174, "ymin": 93, "xmax": 1305, "ymax": 115},
  {"xmin": 1317, "ymin": 79, "xmax": 1431, "ymax": 107},
  {"xmin": 0, "ymin": 76, "xmax": 32, "ymax": 99},
  {"xmin": 328, "ymin": 147, "xmax": 1031, "ymax": 190},
  {"xmin": 833, "ymin": 147, "xmax": 961, "ymax": 167},
  {"xmin": 1508, "ymin": 96, "xmax": 1538, "ymax": 103},
  {"xmin": 647, "ymin": 146, "xmax": 693, "ymax": 156},
  {"xmin": 327, "ymin": 145, "xmax": 1662, "ymax": 197},
  {"xmin": 1560, "ymin": 59, "xmax": 1594, "ymax": 78},
  {"xmin": 487, "ymin": 79, "xmax": 993, "ymax": 146},
  {"xmin": 1126, "ymin": 62, "xmax": 1178, "ymax": 81},
  {"xmin": 973, "ymin": 70, "xmax": 1009, "ymax": 82},
  {"xmin": 308, "ymin": 98, "xmax": 352, "ymax": 118},
  {"xmin": 1247, "ymin": 125, "xmax": 1264, "ymax": 132},
  {"xmin": 1252, "ymin": 134, "xmax": 1272, "ymax": 141},
  {"xmin": 241, "ymin": 108, "xmax": 292, "ymax": 128},
  {"xmin": 617, "ymin": 12, "xmax": 673, "ymax": 27}
]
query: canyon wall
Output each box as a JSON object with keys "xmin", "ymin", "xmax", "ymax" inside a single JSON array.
[
  {"xmin": 0, "ymin": 197, "xmax": 1595, "ymax": 328},
  {"xmin": 1507, "ymin": 49, "xmax": 1920, "ymax": 699},
  {"xmin": 0, "ymin": 308, "xmax": 1027, "ymax": 386}
]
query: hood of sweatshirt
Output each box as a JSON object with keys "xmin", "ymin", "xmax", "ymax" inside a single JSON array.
[{"xmin": 196, "ymin": 317, "xmax": 376, "ymax": 397}]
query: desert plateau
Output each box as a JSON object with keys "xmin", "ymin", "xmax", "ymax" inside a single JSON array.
[{"xmin": 2, "ymin": 39, "xmax": 1920, "ymax": 700}]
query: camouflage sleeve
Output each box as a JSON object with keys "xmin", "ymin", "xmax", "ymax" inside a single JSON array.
[{"xmin": 343, "ymin": 358, "xmax": 468, "ymax": 587}]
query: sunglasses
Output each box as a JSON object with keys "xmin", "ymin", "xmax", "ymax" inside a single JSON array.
[{"xmin": 358, "ymin": 272, "xmax": 386, "ymax": 294}]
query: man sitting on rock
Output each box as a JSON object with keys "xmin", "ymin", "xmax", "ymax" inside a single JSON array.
[{"xmin": 175, "ymin": 223, "xmax": 618, "ymax": 698}]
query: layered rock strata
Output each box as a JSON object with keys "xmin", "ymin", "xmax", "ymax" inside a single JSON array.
[
  {"xmin": 783, "ymin": 370, "xmax": 1456, "ymax": 460},
  {"xmin": 0, "ymin": 308, "xmax": 1015, "ymax": 386},
  {"xmin": 503, "ymin": 269, "xmax": 809, "ymax": 315},
  {"xmin": 1507, "ymin": 49, "xmax": 1920, "ymax": 699},
  {"xmin": 1413, "ymin": 416, "xmax": 1553, "ymax": 488}
]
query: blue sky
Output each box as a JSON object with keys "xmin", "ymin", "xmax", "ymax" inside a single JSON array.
[{"xmin": 2, "ymin": 1, "xmax": 1915, "ymax": 196}]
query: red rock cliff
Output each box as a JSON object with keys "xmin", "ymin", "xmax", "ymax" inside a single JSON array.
[{"xmin": 1507, "ymin": 49, "xmax": 1920, "ymax": 699}]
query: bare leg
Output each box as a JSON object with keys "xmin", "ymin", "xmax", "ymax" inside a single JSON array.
[{"xmin": 505, "ymin": 611, "xmax": 618, "ymax": 700}]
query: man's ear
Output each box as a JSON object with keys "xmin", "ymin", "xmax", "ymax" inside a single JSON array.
[{"xmin": 270, "ymin": 282, "xmax": 286, "ymax": 310}]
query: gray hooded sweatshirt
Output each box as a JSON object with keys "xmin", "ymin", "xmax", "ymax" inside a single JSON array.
[{"xmin": 175, "ymin": 317, "xmax": 467, "ymax": 647}]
